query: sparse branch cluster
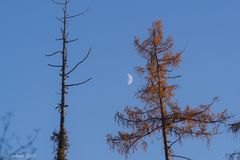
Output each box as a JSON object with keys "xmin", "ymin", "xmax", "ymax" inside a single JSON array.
[
  {"xmin": 226, "ymin": 152, "xmax": 240, "ymax": 160},
  {"xmin": 107, "ymin": 20, "xmax": 229, "ymax": 160},
  {"xmin": 0, "ymin": 113, "xmax": 37, "ymax": 160}
]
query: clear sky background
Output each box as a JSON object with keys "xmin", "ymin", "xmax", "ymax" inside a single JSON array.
[{"xmin": 1, "ymin": 0, "xmax": 240, "ymax": 160}]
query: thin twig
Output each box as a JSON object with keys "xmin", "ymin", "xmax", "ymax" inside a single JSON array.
[
  {"xmin": 46, "ymin": 51, "xmax": 62, "ymax": 57},
  {"xmin": 66, "ymin": 78, "xmax": 92, "ymax": 87},
  {"xmin": 48, "ymin": 64, "xmax": 63, "ymax": 68}
]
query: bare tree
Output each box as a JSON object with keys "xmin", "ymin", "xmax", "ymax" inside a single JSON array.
[
  {"xmin": 47, "ymin": 1, "xmax": 91, "ymax": 160},
  {"xmin": 107, "ymin": 20, "xmax": 229, "ymax": 160},
  {"xmin": 0, "ymin": 113, "xmax": 37, "ymax": 160}
]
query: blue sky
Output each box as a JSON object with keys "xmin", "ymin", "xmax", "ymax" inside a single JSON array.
[{"xmin": 1, "ymin": 0, "xmax": 240, "ymax": 160}]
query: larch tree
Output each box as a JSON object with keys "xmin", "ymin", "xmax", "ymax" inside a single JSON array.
[
  {"xmin": 107, "ymin": 20, "xmax": 229, "ymax": 160},
  {"xmin": 47, "ymin": 1, "xmax": 91, "ymax": 160}
]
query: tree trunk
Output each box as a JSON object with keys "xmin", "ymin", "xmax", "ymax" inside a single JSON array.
[
  {"xmin": 154, "ymin": 52, "xmax": 171, "ymax": 160},
  {"xmin": 160, "ymin": 106, "xmax": 171, "ymax": 160},
  {"xmin": 57, "ymin": 1, "xmax": 68, "ymax": 160}
]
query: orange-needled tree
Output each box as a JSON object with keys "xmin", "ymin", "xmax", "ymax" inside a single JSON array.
[{"xmin": 107, "ymin": 20, "xmax": 229, "ymax": 160}]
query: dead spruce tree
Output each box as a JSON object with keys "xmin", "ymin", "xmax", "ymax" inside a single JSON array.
[
  {"xmin": 47, "ymin": 1, "xmax": 91, "ymax": 160},
  {"xmin": 107, "ymin": 20, "xmax": 229, "ymax": 160}
]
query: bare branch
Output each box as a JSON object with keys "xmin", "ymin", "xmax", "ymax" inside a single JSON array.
[
  {"xmin": 66, "ymin": 38, "xmax": 78, "ymax": 43},
  {"xmin": 66, "ymin": 48, "xmax": 91, "ymax": 76},
  {"xmin": 0, "ymin": 113, "xmax": 37, "ymax": 157},
  {"xmin": 171, "ymin": 154, "xmax": 191, "ymax": 160},
  {"xmin": 226, "ymin": 152, "xmax": 240, "ymax": 160},
  {"xmin": 66, "ymin": 78, "xmax": 92, "ymax": 87},
  {"xmin": 0, "ymin": 113, "xmax": 11, "ymax": 153},
  {"xmin": 52, "ymin": 0, "xmax": 65, "ymax": 5},
  {"xmin": 11, "ymin": 131, "xmax": 38, "ymax": 155},
  {"xmin": 163, "ymin": 75, "xmax": 182, "ymax": 79},
  {"xmin": 56, "ymin": 17, "xmax": 64, "ymax": 23},
  {"xmin": 48, "ymin": 64, "xmax": 63, "ymax": 68},
  {"xmin": 46, "ymin": 51, "xmax": 62, "ymax": 57},
  {"xmin": 168, "ymin": 135, "xmax": 184, "ymax": 149},
  {"xmin": 56, "ymin": 38, "xmax": 64, "ymax": 41},
  {"xmin": 66, "ymin": 9, "xmax": 90, "ymax": 19}
]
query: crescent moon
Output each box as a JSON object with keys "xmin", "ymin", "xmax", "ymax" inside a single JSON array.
[{"xmin": 127, "ymin": 74, "xmax": 133, "ymax": 85}]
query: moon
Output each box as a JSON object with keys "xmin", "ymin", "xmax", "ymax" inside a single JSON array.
[{"xmin": 127, "ymin": 73, "xmax": 133, "ymax": 85}]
